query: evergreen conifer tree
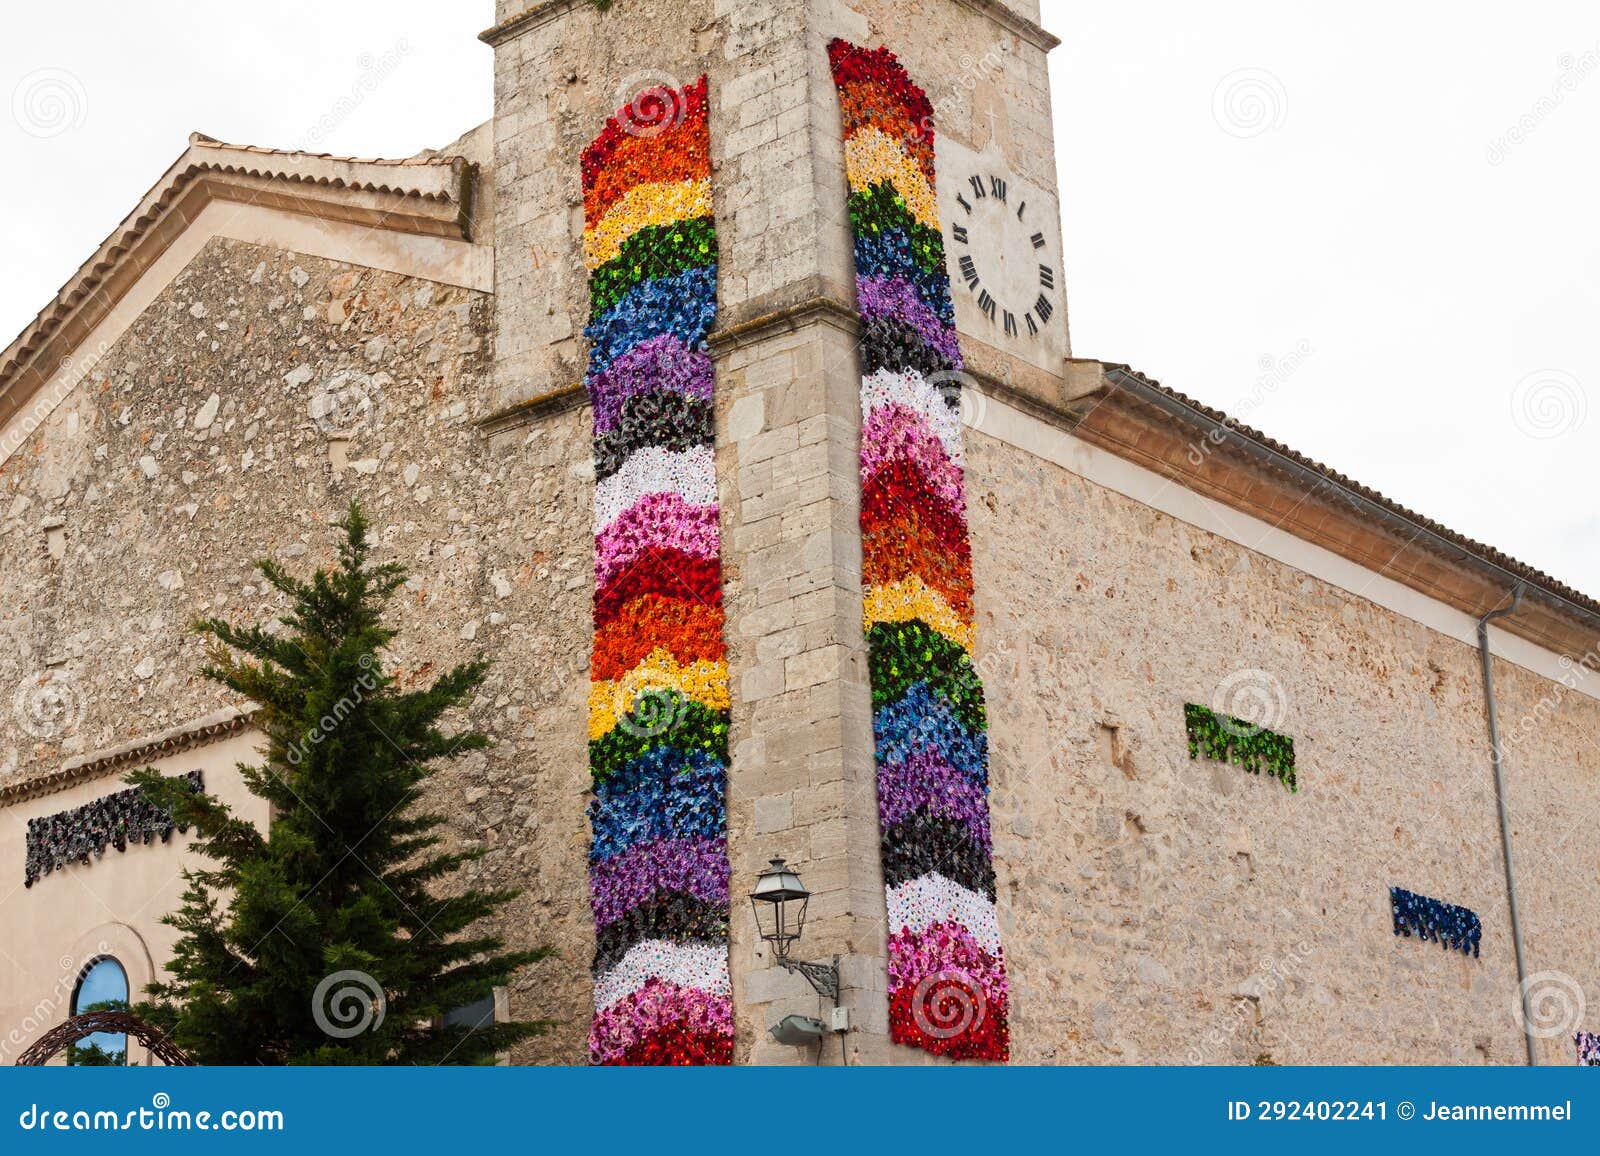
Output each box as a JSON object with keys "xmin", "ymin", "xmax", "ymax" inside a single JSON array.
[{"xmin": 131, "ymin": 504, "xmax": 549, "ymax": 1064}]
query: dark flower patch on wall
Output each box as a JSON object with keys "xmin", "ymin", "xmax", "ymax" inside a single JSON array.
[
  {"xmin": 1390, "ymin": 887, "xmax": 1481, "ymax": 957},
  {"xmin": 25, "ymin": 771, "xmax": 204, "ymax": 888}
]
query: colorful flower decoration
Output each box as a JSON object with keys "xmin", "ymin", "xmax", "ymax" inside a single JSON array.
[
  {"xmin": 1575, "ymin": 1032, "xmax": 1600, "ymax": 1065},
  {"xmin": 581, "ymin": 75, "xmax": 732, "ymax": 1066},
  {"xmin": 24, "ymin": 771, "xmax": 204, "ymax": 887},
  {"xmin": 1184, "ymin": 703, "xmax": 1296, "ymax": 791},
  {"xmin": 1390, "ymin": 887, "xmax": 1481, "ymax": 957},
  {"xmin": 829, "ymin": 39, "xmax": 1009, "ymax": 1062}
]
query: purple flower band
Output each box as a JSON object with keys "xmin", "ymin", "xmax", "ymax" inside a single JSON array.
[
  {"xmin": 857, "ymin": 275, "xmax": 962, "ymax": 365},
  {"xmin": 877, "ymin": 750, "xmax": 993, "ymax": 852},
  {"xmin": 590, "ymin": 835, "xmax": 730, "ymax": 927},
  {"xmin": 588, "ymin": 334, "xmax": 715, "ymax": 435}
]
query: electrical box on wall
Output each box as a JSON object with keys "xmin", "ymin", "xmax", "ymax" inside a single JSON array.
[{"xmin": 830, "ymin": 1007, "xmax": 850, "ymax": 1033}]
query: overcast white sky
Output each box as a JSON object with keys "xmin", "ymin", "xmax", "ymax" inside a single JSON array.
[{"xmin": 3, "ymin": 2, "xmax": 1597, "ymax": 594}]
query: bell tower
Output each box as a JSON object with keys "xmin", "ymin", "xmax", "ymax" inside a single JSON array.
[{"xmin": 480, "ymin": 0, "xmax": 1067, "ymax": 1064}]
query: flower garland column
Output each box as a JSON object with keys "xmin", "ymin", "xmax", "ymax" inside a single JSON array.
[
  {"xmin": 828, "ymin": 39, "xmax": 1010, "ymax": 1062},
  {"xmin": 581, "ymin": 76, "xmax": 733, "ymax": 1066}
]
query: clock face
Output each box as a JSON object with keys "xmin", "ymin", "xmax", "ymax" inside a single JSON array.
[{"xmin": 946, "ymin": 170, "xmax": 1058, "ymax": 344}]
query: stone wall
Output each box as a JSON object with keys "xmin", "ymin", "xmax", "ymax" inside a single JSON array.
[
  {"xmin": 1492, "ymin": 652, "xmax": 1600, "ymax": 1066},
  {"xmin": 7, "ymin": 230, "xmax": 1597, "ymax": 1064},
  {"xmin": 0, "ymin": 237, "xmax": 494, "ymax": 769},
  {"xmin": 484, "ymin": 0, "xmax": 1069, "ymax": 407},
  {"xmin": 487, "ymin": 0, "xmax": 832, "ymax": 418},
  {"xmin": 0, "ymin": 235, "xmax": 597, "ymax": 1063},
  {"xmin": 962, "ymin": 409, "xmax": 1600, "ymax": 1064},
  {"xmin": 712, "ymin": 317, "xmax": 890, "ymax": 1064}
]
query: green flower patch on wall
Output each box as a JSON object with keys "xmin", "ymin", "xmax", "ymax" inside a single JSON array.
[{"xmin": 1184, "ymin": 703, "xmax": 1297, "ymax": 791}]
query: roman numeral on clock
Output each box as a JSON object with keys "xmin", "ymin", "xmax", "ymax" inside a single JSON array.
[
  {"xmin": 1034, "ymin": 293, "xmax": 1053, "ymax": 322},
  {"xmin": 957, "ymin": 254, "xmax": 979, "ymax": 288},
  {"xmin": 952, "ymin": 223, "xmax": 968, "ymax": 244},
  {"xmin": 978, "ymin": 289, "xmax": 997, "ymax": 320},
  {"xmin": 989, "ymin": 175, "xmax": 1007, "ymax": 201},
  {"xmin": 1015, "ymin": 199, "xmax": 1027, "ymax": 220},
  {"xmin": 1031, "ymin": 231, "xmax": 1046, "ymax": 250},
  {"xmin": 1003, "ymin": 310, "xmax": 1017, "ymax": 338},
  {"xmin": 1039, "ymin": 265, "xmax": 1054, "ymax": 290},
  {"xmin": 955, "ymin": 193, "xmax": 972, "ymax": 214},
  {"xmin": 1025, "ymin": 312, "xmax": 1039, "ymax": 336},
  {"xmin": 968, "ymin": 174, "xmax": 987, "ymax": 199}
]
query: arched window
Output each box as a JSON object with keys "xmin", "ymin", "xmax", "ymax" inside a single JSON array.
[{"xmin": 70, "ymin": 957, "xmax": 129, "ymax": 1066}]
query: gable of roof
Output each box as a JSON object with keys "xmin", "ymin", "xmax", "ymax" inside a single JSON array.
[{"xmin": 0, "ymin": 133, "xmax": 477, "ymax": 437}]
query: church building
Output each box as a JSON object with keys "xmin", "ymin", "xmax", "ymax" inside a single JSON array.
[{"xmin": 2, "ymin": 0, "xmax": 1598, "ymax": 1066}]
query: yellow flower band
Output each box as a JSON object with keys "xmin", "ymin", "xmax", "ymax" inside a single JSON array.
[
  {"xmin": 863, "ymin": 575, "xmax": 975, "ymax": 652},
  {"xmin": 843, "ymin": 128, "xmax": 938, "ymax": 230},
  {"xmin": 587, "ymin": 648, "xmax": 730, "ymax": 740},
  {"xmin": 582, "ymin": 178, "xmax": 714, "ymax": 271}
]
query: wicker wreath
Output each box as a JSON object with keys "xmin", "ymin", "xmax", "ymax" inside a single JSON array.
[{"xmin": 16, "ymin": 1010, "xmax": 193, "ymax": 1067}]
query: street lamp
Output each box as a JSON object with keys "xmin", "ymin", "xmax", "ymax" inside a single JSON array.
[{"xmin": 748, "ymin": 857, "xmax": 840, "ymax": 1004}]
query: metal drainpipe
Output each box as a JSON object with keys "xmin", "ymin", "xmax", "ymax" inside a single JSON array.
[{"xmin": 1478, "ymin": 584, "xmax": 1535, "ymax": 1066}]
